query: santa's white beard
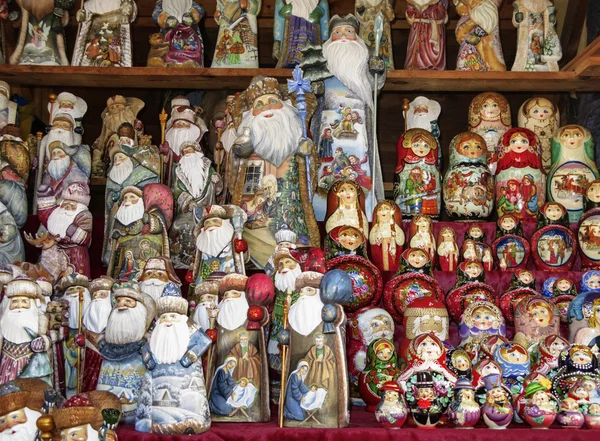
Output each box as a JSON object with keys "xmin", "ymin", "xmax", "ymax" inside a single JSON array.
[
  {"xmin": 47, "ymin": 155, "xmax": 71, "ymax": 181},
  {"xmin": 2, "ymin": 408, "xmax": 41, "ymax": 441},
  {"xmin": 288, "ymin": 292, "xmax": 323, "ymax": 336},
  {"xmin": 83, "ymin": 297, "xmax": 112, "ymax": 334},
  {"xmin": 149, "ymin": 317, "xmax": 190, "ymax": 365},
  {"xmin": 178, "ymin": 153, "xmax": 208, "ymax": 198},
  {"xmin": 238, "ymin": 102, "xmax": 303, "ymax": 167},
  {"xmin": 0, "ymin": 307, "xmax": 39, "ymax": 344},
  {"xmin": 85, "ymin": 0, "xmax": 122, "ymax": 14},
  {"xmin": 139, "ymin": 278, "xmax": 167, "ymax": 302},
  {"xmin": 289, "ymin": 0, "xmax": 319, "ymax": 21},
  {"xmin": 162, "ymin": 0, "xmax": 193, "ymax": 22},
  {"xmin": 108, "ymin": 157, "xmax": 134, "ymax": 185},
  {"xmin": 47, "ymin": 204, "xmax": 85, "ymax": 238},
  {"xmin": 196, "ymin": 220, "xmax": 234, "ymax": 257},
  {"xmin": 323, "ymin": 38, "xmax": 373, "ymax": 109},
  {"xmin": 66, "ymin": 291, "xmax": 91, "ymax": 330},
  {"xmin": 274, "ymin": 265, "xmax": 302, "ymax": 292},
  {"xmin": 165, "ymin": 124, "xmax": 202, "ymax": 156},
  {"xmin": 115, "ymin": 199, "xmax": 145, "ymax": 226},
  {"xmin": 217, "ymin": 296, "xmax": 249, "ymax": 331},
  {"xmin": 45, "ymin": 128, "xmax": 74, "ymax": 149},
  {"xmin": 192, "ymin": 303, "xmax": 212, "ymax": 330},
  {"xmin": 408, "ymin": 113, "xmax": 434, "ymax": 131},
  {"xmin": 105, "ymin": 303, "xmax": 147, "ymax": 344},
  {"xmin": 471, "ymin": 0, "xmax": 499, "ymax": 34}
]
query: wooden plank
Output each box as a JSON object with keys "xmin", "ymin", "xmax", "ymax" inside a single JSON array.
[{"xmin": 562, "ymin": 36, "xmax": 600, "ymax": 74}]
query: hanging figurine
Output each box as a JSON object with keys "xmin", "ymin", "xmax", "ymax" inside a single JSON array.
[
  {"xmin": 532, "ymin": 202, "xmax": 577, "ymax": 271},
  {"xmin": 72, "ymin": 0, "xmax": 138, "ymax": 67},
  {"xmin": 512, "ymin": 0, "xmax": 562, "ymax": 72},
  {"xmin": 492, "ymin": 214, "xmax": 530, "ymax": 271},
  {"xmin": 369, "ymin": 200, "xmax": 405, "ymax": 273},
  {"xmin": 355, "ymin": 0, "xmax": 394, "ymax": 68},
  {"xmin": 212, "ymin": 0, "xmax": 261, "ymax": 68},
  {"xmin": 404, "ymin": 0, "xmax": 448, "ymax": 70},
  {"xmin": 518, "ymin": 97, "xmax": 560, "ymax": 173}
]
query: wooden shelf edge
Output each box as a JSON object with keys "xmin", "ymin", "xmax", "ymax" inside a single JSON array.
[{"xmin": 562, "ymin": 36, "xmax": 600, "ymax": 76}]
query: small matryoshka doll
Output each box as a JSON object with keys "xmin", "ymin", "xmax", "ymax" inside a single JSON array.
[
  {"xmin": 585, "ymin": 403, "xmax": 600, "ymax": 430},
  {"xmin": 481, "ymin": 373, "xmax": 514, "ymax": 429},
  {"xmin": 443, "ymin": 131, "xmax": 494, "ymax": 220},
  {"xmin": 509, "ymin": 269, "xmax": 537, "ymax": 290},
  {"xmin": 548, "ymin": 125, "xmax": 599, "ymax": 223},
  {"xmin": 557, "ymin": 396, "xmax": 585, "ymax": 429},
  {"xmin": 495, "ymin": 127, "xmax": 546, "ymax": 221},
  {"xmin": 473, "ymin": 359, "xmax": 503, "ymax": 389},
  {"xmin": 358, "ymin": 338, "xmax": 402, "ymax": 412},
  {"xmin": 518, "ymin": 97, "xmax": 560, "ymax": 173},
  {"xmin": 551, "ymin": 278, "xmax": 577, "ymax": 324},
  {"xmin": 448, "ymin": 348, "xmax": 473, "ymax": 380},
  {"xmin": 494, "ymin": 342, "xmax": 530, "ymax": 396},
  {"xmin": 480, "ymin": 336, "xmax": 509, "ymax": 363},
  {"xmin": 409, "ymin": 215, "xmax": 436, "ymax": 263},
  {"xmin": 532, "ymin": 202, "xmax": 577, "ymax": 271},
  {"xmin": 369, "ymin": 200, "xmax": 405, "ymax": 273},
  {"xmin": 447, "ymin": 378, "xmax": 481, "ymax": 428},
  {"xmin": 375, "ymin": 382, "xmax": 408, "ymax": 429},
  {"xmin": 327, "ymin": 225, "xmax": 368, "ymax": 259},
  {"xmin": 459, "ymin": 301, "xmax": 506, "ymax": 346},
  {"xmin": 400, "ymin": 248, "xmax": 433, "ymax": 275},
  {"xmin": 407, "ymin": 371, "xmax": 444, "ymax": 429},
  {"xmin": 400, "ymin": 332, "xmax": 457, "ymax": 385},
  {"xmin": 447, "ymin": 261, "xmax": 496, "ymax": 324},
  {"xmin": 492, "ymin": 214, "xmax": 530, "ymax": 271},
  {"xmin": 522, "ymin": 378, "xmax": 558, "ymax": 429},
  {"xmin": 531, "ymin": 335, "xmax": 569, "ymax": 379},
  {"xmin": 325, "ymin": 178, "xmax": 369, "ymax": 238},
  {"xmin": 461, "ymin": 239, "xmax": 480, "ymax": 263},
  {"xmin": 571, "ymin": 294, "xmax": 600, "ymax": 346},
  {"xmin": 538, "ymin": 202, "xmax": 570, "ymax": 228},
  {"xmin": 437, "ymin": 227, "xmax": 458, "ymax": 271},
  {"xmin": 581, "ymin": 270, "xmax": 600, "ymax": 293},
  {"xmin": 465, "ymin": 224, "xmax": 487, "ymax": 244},
  {"xmin": 542, "ymin": 277, "xmax": 558, "ymax": 298},
  {"xmin": 394, "ymin": 129, "xmax": 441, "ymax": 218},
  {"xmin": 468, "ymin": 92, "xmax": 512, "ymax": 173},
  {"xmin": 514, "ymin": 296, "xmax": 560, "ymax": 351}
]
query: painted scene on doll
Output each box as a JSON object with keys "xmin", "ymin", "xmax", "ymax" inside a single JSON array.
[
  {"xmin": 579, "ymin": 213, "xmax": 600, "ymax": 264},
  {"xmin": 535, "ymin": 228, "xmax": 574, "ymax": 268}
]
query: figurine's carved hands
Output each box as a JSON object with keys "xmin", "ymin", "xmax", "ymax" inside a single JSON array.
[
  {"xmin": 182, "ymin": 13, "xmax": 194, "ymax": 26},
  {"xmin": 474, "ymin": 26, "xmax": 488, "ymax": 38},
  {"xmin": 76, "ymin": 9, "xmax": 86, "ymax": 23},
  {"xmin": 181, "ymin": 350, "xmax": 197, "ymax": 368},
  {"xmin": 368, "ymin": 55, "xmax": 385, "ymax": 76},
  {"xmin": 166, "ymin": 16, "xmax": 179, "ymax": 29}
]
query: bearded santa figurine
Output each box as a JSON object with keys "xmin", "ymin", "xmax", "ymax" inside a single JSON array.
[
  {"xmin": 78, "ymin": 276, "xmax": 114, "ymax": 392},
  {"xmin": 300, "ymin": 13, "xmax": 386, "ymax": 221},
  {"xmin": 107, "ymin": 184, "xmax": 173, "ymax": 280},
  {"xmin": 0, "ymin": 378, "xmax": 50, "ymax": 441},
  {"xmin": 405, "ymin": 0, "xmax": 448, "ymax": 70},
  {"xmin": 52, "ymin": 391, "xmax": 122, "ymax": 441},
  {"xmin": 38, "ymin": 182, "xmax": 93, "ymax": 277},
  {"xmin": 138, "ymin": 257, "xmax": 182, "ymax": 302},
  {"xmin": 49, "ymin": 92, "xmax": 88, "ymax": 144},
  {"xmin": 0, "ymin": 277, "xmax": 51, "ymax": 385},
  {"xmin": 91, "ymin": 95, "xmax": 144, "ymax": 178},
  {"xmin": 229, "ymin": 74, "xmax": 320, "ymax": 268},
  {"xmin": 170, "ymin": 141, "xmax": 222, "ymax": 268},
  {"xmin": 96, "ymin": 282, "xmax": 156, "ymax": 424},
  {"xmin": 136, "ymin": 290, "xmax": 212, "ymax": 434},
  {"xmin": 0, "ymin": 82, "xmax": 18, "ymax": 131},
  {"xmin": 192, "ymin": 278, "xmax": 220, "ymax": 332},
  {"xmin": 264, "ymin": 226, "xmax": 298, "ymax": 277},
  {"xmin": 191, "ymin": 205, "xmax": 246, "ymax": 284}
]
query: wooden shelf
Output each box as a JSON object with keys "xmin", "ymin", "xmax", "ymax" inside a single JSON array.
[{"xmin": 0, "ymin": 65, "xmax": 598, "ymax": 92}]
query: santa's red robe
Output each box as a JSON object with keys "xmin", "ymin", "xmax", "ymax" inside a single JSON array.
[
  {"xmin": 81, "ymin": 330, "xmax": 104, "ymax": 392},
  {"xmin": 405, "ymin": 2, "xmax": 447, "ymax": 70}
]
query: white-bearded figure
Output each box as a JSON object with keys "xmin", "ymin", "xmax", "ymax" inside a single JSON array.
[
  {"xmin": 229, "ymin": 75, "xmax": 320, "ymax": 269},
  {"xmin": 49, "ymin": 92, "xmax": 88, "ymax": 145},
  {"xmin": 136, "ymin": 291, "xmax": 212, "ymax": 434},
  {"xmin": 72, "ymin": 0, "xmax": 138, "ymax": 67},
  {"xmin": 96, "ymin": 282, "xmax": 156, "ymax": 424},
  {"xmin": 138, "ymin": 257, "xmax": 182, "ymax": 302},
  {"xmin": 191, "ymin": 279, "xmax": 220, "ymax": 332},
  {"xmin": 0, "ymin": 378, "xmax": 51, "ymax": 441},
  {"xmin": 300, "ymin": 14, "xmax": 386, "ymax": 222},
  {"xmin": 91, "ymin": 95, "xmax": 144, "ymax": 178},
  {"xmin": 406, "ymin": 96, "xmax": 442, "ymax": 168}
]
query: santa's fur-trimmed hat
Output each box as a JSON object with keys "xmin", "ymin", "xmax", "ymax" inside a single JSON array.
[
  {"xmin": 0, "ymin": 379, "xmax": 49, "ymax": 417},
  {"xmin": 295, "ymin": 271, "xmax": 323, "ymax": 291},
  {"xmin": 6, "ymin": 276, "xmax": 42, "ymax": 299},
  {"xmin": 219, "ymin": 273, "xmax": 248, "ymax": 295}
]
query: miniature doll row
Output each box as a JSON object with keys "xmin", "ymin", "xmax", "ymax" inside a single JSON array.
[{"xmin": 3, "ymin": 0, "xmax": 562, "ymax": 73}]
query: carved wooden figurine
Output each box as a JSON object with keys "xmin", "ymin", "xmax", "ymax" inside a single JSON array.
[
  {"xmin": 405, "ymin": 0, "xmax": 448, "ymax": 70},
  {"xmin": 355, "ymin": 0, "xmax": 395, "ymax": 68},
  {"xmin": 369, "ymin": 200, "xmax": 405, "ymax": 273}
]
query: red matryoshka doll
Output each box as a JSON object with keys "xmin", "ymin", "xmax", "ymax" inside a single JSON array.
[
  {"xmin": 495, "ymin": 127, "xmax": 546, "ymax": 222},
  {"xmin": 400, "ymin": 298, "xmax": 449, "ymax": 362},
  {"xmin": 325, "ymin": 179, "xmax": 369, "ymax": 249},
  {"xmin": 532, "ymin": 202, "xmax": 577, "ymax": 271},
  {"xmin": 437, "ymin": 227, "xmax": 458, "ymax": 271},
  {"xmin": 518, "ymin": 97, "xmax": 560, "ymax": 173},
  {"xmin": 473, "ymin": 358, "xmax": 503, "ymax": 386},
  {"xmin": 459, "ymin": 301, "xmax": 506, "ymax": 346},
  {"xmin": 578, "ymin": 180, "xmax": 600, "ymax": 270},
  {"xmin": 409, "ymin": 215, "xmax": 436, "ymax": 263},
  {"xmin": 393, "ymin": 129, "xmax": 441, "ymax": 218},
  {"xmin": 327, "ymin": 225, "xmax": 368, "ymax": 259},
  {"xmin": 531, "ymin": 335, "xmax": 569, "ymax": 379},
  {"xmin": 492, "ymin": 214, "xmax": 531, "ymax": 271},
  {"xmin": 514, "ymin": 296, "xmax": 560, "ymax": 351},
  {"xmin": 369, "ymin": 200, "xmax": 405, "ymax": 273},
  {"xmin": 358, "ymin": 338, "xmax": 402, "ymax": 412},
  {"xmin": 551, "ymin": 278, "xmax": 577, "ymax": 324},
  {"xmin": 446, "ymin": 262, "xmax": 496, "ymax": 324}
]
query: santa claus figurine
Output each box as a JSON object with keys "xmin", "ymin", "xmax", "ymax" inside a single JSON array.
[
  {"xmin": 138, "ymin": 256, "xmax": 182, "ymax": 302},
  {"xmin": 0, "ymin": 378, "xmax": 51, "ymax": 441},
  {"xmin": 191, "ymin": 278, "xmax": 220, "ymax": 332}
]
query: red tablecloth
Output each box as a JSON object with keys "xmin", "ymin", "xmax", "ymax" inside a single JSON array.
[{"xmin": 115, "ymin": 407, "xmax": 599, "ymax": 441}]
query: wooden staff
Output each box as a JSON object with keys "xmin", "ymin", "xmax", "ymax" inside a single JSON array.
[
  {"xmin": 370, "ymin": 13, "xmax": 384, "ymax": 210},
  {"xmin": 76, "ymin": 289, "xmax": 84, "ymax": 394},
  {"xmin": 278, "ymin": 299, "xmax": 290, "ymax": 428},
  {"xmin": 32, "ymin": 131, "xmax": 43, "ymax": 214},
  {"xmin": 402, "ymin": 98, "xmax": 410, "ymax": 132},
  {"xmin": 159, "ymin": 109, "xmax": 168, "ymax": 185}
]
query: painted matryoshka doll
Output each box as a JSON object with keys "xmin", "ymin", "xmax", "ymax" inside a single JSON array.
[
  {"xmin": 459, "ymin": 301, "xmax": 506, "ymax": 346},
  {"xmin": 569, "ymin": 291, "xmax": 600, "ymax": 346},
  {"xmin": 532, "ymin": 202, "xmax": 577, "ymax": 271},
  {"xmin": 494, "ymin": 342, "xmax": 530, "ymax": 396},
  {"xmin": 551, "ymin": 278, "xmax": 577, "ymax": 324},
  {"xmin": 447, "ymin": 349, "xmax": 473, "ymax": 380},
  {"xmin": 557, "ymin": 396, "xmax": 585, "ymax": 429},
  {"xmin": 513, "ymin": 296, "xmax": 560, "ymax": 351},
  {"xmin": 407, "ymin": 371, "xmax": 445, "ymax": 428},
  {"xmin": 578, "ymin": 180, "xmax": 600, "ymax": 270},
  {"xmin": 531, "ymin": 335, "xmax": 570, "ymax": 379},
  {"xmin": 409, "ymin": 215, "xmax": 436, "ymax": 263},
  {"xmin": 400, "ymin": 298, "xmax": 450, "ymax": 361},
  {"xmin": 552, "ymin": 345, "xmax": 600, "ymax": 402},
  {"xmin": 542, "ymin": 277, "xmax": 558, "ymax": 298},
  {"xmin": 522, "ymin": 378, "xmax": 558, "ymax": 429},
  {"xmin": 437, "ymin": 227, "xmax": 458, "ymax": 272},
  {"xmin": 443, "ymin": 131, "xmax": 494, "ymax": 220},
  {"xmin": 325, "ymin": 179, "xmax": 369, "ymax": 246},
  {"xmin": 495, "ymin": 127, "xmax": 546, "ymax": 221},
  {"xmin": 326, "ymin": 225, "xmax": 368, "ymax": 259},
  {"xmin": 358, "ymin": 338, "xmax": 402, "ymax": 411},
  {"xmin": 518, "ymin": 97, "xmax": 560, "ymax": 173},
  {"xmin": 492, "ymin": 214, "xmax": 530, "ymax": 271},
  {"xmin": 479, "ymin": 337, "xmax": 509, "ymax": 364},
  {"xmin": 394, "ymin": 129, "xmax": 441, "ymax": 218},
  {"xmin": 375, "ymin": 381, "xmax": 408, "ymax": 428},
  {"xmin": 468, "ymin": 92, "xmax": 512, "ymax": 173},
  {"xmin": 473, "ymin": 358, "xmax": 503, "ymax": 390},
  {"xmin": 481, "ymin": 373, "xmax": 514, "ymax": 429},
  {"xmin": 585, "ymin": 403, "xmax": 600, "ymax": 429},
  {"xmin": 509, "ymin": 269, "xmax": 537, "ymax": 290},
  {"xmin": 446, "ymin": 262, "xmax": 496, "ymax": 324},
  {"xmin": 547, "ymin": 125, "xmax": 599, "ymax": 223},
  {"xmin": 447, "ymin": 378, "xmax": 481, "ymax": 428},
  {"xmin": 581, "ymin": 270, "xmax": 600, "ymax": 293},
  {"xmin": 369, "ymin": 200, "xmax": 405, "ymax": 273}
]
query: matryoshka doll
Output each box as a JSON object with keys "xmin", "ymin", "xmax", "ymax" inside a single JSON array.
[
  {"xmin": 481, "ymin": 373, "xmax": 514, "ymax": 429},
  {"xmin": 459, "ymin": 301, "xmax": 506, "ymax": 346},
  {"xmin": 479, "ymin": 337, "xmax": 509, "ymax": 363},
  {"xmin": 399, "ymin": 332, "xmax": 457, "ymax": 388},
  {"xmin": 542, "ymin": 277, "xmax": 558, "ymax": 298},
  {"xmin": 569, "ymin": 291, "xmax": 600, "ymax": 346},
  {"xmin": 468, "ymin": 92, "xmax": 512, "ymax": 174},
  {"xmin": 358, "ymin": 338, "xmax": 402, "ymax": 412},
  {"xmin": 407, "ymin": 371, "xmax": 444, "ymax": 429},
  {"xmin": 394, "ymin": 129, "xmax": 441, "ymax": 218},
  {"xmin": 551, "ymin": 345, "xmax": 600, "ymax": 401},
  {"xmin": 375, "ymin": 381, "xmax": 408, "ymax": 428},
  {"xmin": 514, "ymin": 296, "xmax": 560, "ymax": 351},
  {"xmin": 446, "ymin": 262, "xmax": 496, "ymax": 324},
  {"xmin": 443, "ymin": 131, "xmax": 494, "ymax": 220},
  {"xmin": 577, "ymin": 180, "xmax": 600, "ymax": 270},
  {"xmin": 494, "ymin": 342, "xmax": 530, "ymax": 396},
  {"xmin": 369, "ymin": 200, "xmax": 405, "ymax": 273},
  {"xmin": 447, "ymin": 378, "xmax": 481, "ymax": 428},
  {"xmin": 532, "ymin": 202, "xmax": 577, "ymax": 271},
  {"xmin": 522, "ymin": 378, "xmax": 559, "ymax": 429},
  {"xmin": 492, "ymin": 215, "xmax": 531, "ymax": 271},
  {"xmin": 437, "ymin": 227, "xmax": 458, "ymax": 271},
  {"xmin": 473, "ymin": 358, "xmax": 503, "ymax": 391},
  {"xmin": 585, "ymin": 403, "xmax": 600, "ymax": 429},
  {"xmin": 551, "ymin": 278, "xmax": 577, "ymax": 324},
  {"xmin": 531, "ymin": 335, "xmax": 570, "ymax": 379},
  {"xmin": 327, "ymin": 225, "xmax": 368, "ymax": 259},
  {"xmin": 557, "ymin": 396, "xmax": 585, "ymax": 429},
  {"xmin": 325, "ymin": 179, "xmax": 369, "ymax": 250},
  {"xmin": 409, "ymin": 215, "xmax": 436, "ymax": 263},
  {"xmin": 547, "ymin": 125, "xmax": 599, "ymax": 223},
  {"xmin": 465, "ymin": 224, "xmax": 487, "ymax": 244},
  {"xmin": 447, "ymin": 349, "xmax": 473, "ymax": 380},
  {"xmin": 581, "ymin": 270, "xmax": 600, "ymax": 293},
  {"xmin": 401, "ymin": 298, "xmax": 450, "ymax": 362},
  {"xmin": 495, "ymin": 127, "xmax": 546, "ymax": 221},
  {"xmin": 518, "ymin": 97, "xmax": 561, "ymax": 173}
]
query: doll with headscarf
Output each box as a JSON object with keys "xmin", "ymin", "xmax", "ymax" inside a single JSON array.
[
  {"xmin": 358, "ymin": 338, "xmax": 401, "ymax": 412},
  {"xmin": 409, "ymin": 215, "xmax": 436, "ymax": 263},
  {"xmin": 581, "ymin": 271, "xmax": 600, "ymax": 293},
  {"xmin": 437, "ymin": 227, "xmax": 458, "ymax": 271},
  {"xmin": 446, "ymin": 262, "xmax": 496, "ymax": 324},
  {"xmin": 509, "ymin": 270, "xmax": 537, "ymax": 290},
  {"xmin": 459, "ymin": 301, "xmax": 505, "ymax": 346},
  {"xmin": 326, "ymin": 225, "xmax": 368, "ymax": 259},
  {"xmin": 551, "ymin": 278, "xmax": 577, "ymax": 324},
  {"xmin": 494, "ymin": 342, "xmax": 530, "ymax": 396},
  {"xmin": 493, "ymin": 214, "xmax": 530, "ymax": 271},
  {"xmin": 532, "ymin": 201, "xmax": 577, "ymax": 271},
  {"xmin": 531, "ymin": 335, "xmax": 569, "ymax": 379},
  {"xmin": 552, "ymin": 345, "xmax": 600, "ymax": 401},
  {"xmin": 514, "ymin": 296, "xmax": 560, "ymax": 351},
  {"xmin": 399, "ymin": 332, "xmax": 456, "ymax": 387},
  {"xmin": 369, "ymin": 200, "xmax": 405, "ymax": 273},
  {"xmin": 447, "ymin": 349, "xmax": 472, "ymax": 380}
]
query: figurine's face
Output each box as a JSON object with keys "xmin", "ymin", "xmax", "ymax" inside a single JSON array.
[
  {"xmin": 442, "ymin": 231, "xmax": 453, "ymax": 241},
  {"xmin": 199, "ymin": 294, "xmax": 216, "ymax": 304},
  {"xmin": 9, "ymin": 296, "xmax": 31, "ymax": 311},
  {"xmin": 532, "ymin": 391, "xmax": 549, "ymax": 406},
  {"xmin": 159, "ymin": 313, "xmax": 181, "ymax": 325},
  {"xmin": 462, "ymin": 389, "xmax": 475, "ymax": 402},
  {"xmin": 519, "ymin": 271, "xmax": 533, "ymax": 284},
  {"xmin": 574, "ymin": 386, "xmax": 589, "ymax": 399},
  {"xmin": 113, "ymin": 152, "xmax": 129, "ymax": 167},
  {"xmin": 226, "ymin": 360, "xmax": 237, "ymax": 370},
  {"xmin": 384, "ymin": 390, "xmax": 399, "ymax": 402},
  {"xmin": 331, "ymin": 25, "xmax": 357, "ymax": 42},
  {"xmin": 481, "ymin": 98, "xmax": 501, "ymax": 119},
  {"xmin": 109, "ymin": 103, "xmax": 126, "ymax": 114},
  {"xmin": 0, "ymin": 408, "xmax": 26, "ymax": 432},
  {"xmin": 417, "ymin": 336, "xmax": 442, "ymax": 361},
  {"xmin": 416, "ymin": 218, "xmax": 429, "ymax": 231},
  {"xmin": 315, "ymin": 335, "xmax": 325, "ymax": 348},
  {"xmin": 370, "ymin": 315, "xmax": 392, "ymax": 336},
  {"xmin": 503, "ymin": 348, "xmax": 528, "ymax": 364},
  {"xmin": 500, "ymin": 217, "xmax": 516, "ymax": 231},
  {"xmin": 531, "ymin": 304, "xmax": 551, "ymax": 327},
  {"xmin": 142, "ymin": 268, "xmax": 169, "ymax": 283},
  {"xmin": 509, "ymin": 133, "xmax": 530, "ymax": 153},
  {"xmin": 376, "ymin": 346, "xmax": 394, "ymax": 362},
  {"xmin": 299, "ymin": 365, "xmax": 309, "ymax": 375},
  {"xmin": 561, "ymin": 397, "xmax": 579, "ymax": 411},
  {"xmin": 376, "ymin": 204, "xmax": 393, "ymax": 222},
  {"xmin": 418, "ymin": 387, "xmax": 434, "ymax": 400},
  {"xmin": 252, "ymin": 94, "xmax": 283, "ymax": 117},
  {"xmin": 549, "ymin": 338, "xmax": 567, "ymax": 356},
  {"xmin": 556, "ymin": 279, "xmax": 572, "ymax": 291},
  {"xmin": 469, "ymin": 226, "xmax": 483, "ymax": 239},
  {"xmin": 239, "ymin": 333, "xmax": 249, "ymax": 345},
  {"xmin": 65, "ymin": 286, "xmax": 84, "ymax": 298},
  {"xmin": 263, "ymin": 181, "xmax": 276, "ymax": 198},
  {"xmin": 173, "ymin": 120, "xmax": 191, "ymax": 129},
  {"xmin": 299, "ymin": 286, "xmax": 318, "ymax": 297},
  {"xmin": 457, "ymin": 138, "xmax": 485, "ymax": 159},
  {"xmin": 479, "ymin": 362, "xmax": 500, "ymax": 376},
  {"xmin": 589, "ymin": 403, "xmax": 600, "ymax": 415},
  {"xmin": 278, "ymin": 257, "xmax": 298, "ymax": 272},
  {"xmin": 419, "ymin": 316, "xmax": 444, "ymax": 335},
  {"xmin": 224, "ymin": 290, "xmax": 243, "ymax": 300},
  {"xmin": 489, "ymin": 387, "xmax": 506, "ymax": 402},
  {"xmin": 203, "ymin": 217, "xmax": 223, "ymax": 231},
  {"xmin": 465, "ymin": 263, "xmax": 483, "ymax": 279},
  {"xmin": 411, "ymin": 139, "xmax": 432, "ymax": 157},
  {"xmin": 93, "ymin": 290, "xmax": 110, "ymax": 300},
  {"xmin": 528, "ymin": 102, "xmax": 554, "ymax": 120},
  {"xmin": 338, "ymin": 227, "xmax": 363, "ymax": 250},
  {"xmin": 545, "ymin": 204, "xmax": 564, "ymax": 220},
  {"xmin": 239, "ymin": 378, "xmax": 248, "ymax": 387},
  {"xmin": 115, "ymin": 296, "xmax": 137, "ymax": 310},
  {"xmin": 337, "ymin": 183, "xmax": 358, "ymax": 204},
  {"xmin": 51, "ymin": 148, "xmax": 67, "ymax": 161},
  {"xmin": 454, "ymin": 356, "xmax": 470, "ymax": 370},
  {"xmin": 589, "ymin": 275, "xmax": 600, "ymax": 289},
  {"xmin": 122, "ymin": 192, "xmax": 140, "ymax": 207},
  {"xmin": 582, "ymin": 379, "xmax": 597, "ymax": 392},
  {"xmin": 53, "ymin": 120, "xmax": 73, "ymax": 132},
  {"xmin": 472, "ymin": 306, "xmax": 495, "ymax": 330},
  {"xmin": 60, "ymin": 200, "xmax": 79, "ymax": 212},
  {"xmin": 587, "ymin": 182, "xmax": 600, "ymax": 202},
  {"xmin": 407, "ymin": 250, "xmax": 428, "ymax": 268},
  {"xmin": 560, "ymin": 127, "xmax": 586, "ymax": 149},
  {"xmin": 572, "ymin": 350, "xmax": 592, "ymax": 364}
]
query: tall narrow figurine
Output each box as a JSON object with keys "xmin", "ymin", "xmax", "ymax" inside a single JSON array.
[
  {"xmin": 405, "ymin": 0, "xmax": 448, "ymax": 70},
  {"xmin": 518, "ymin": 97, "xmax": 560, "ymax": 173},
  {"xmin": 355, "ymin": 0, "xmax": 395, "ymax": 68}
]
